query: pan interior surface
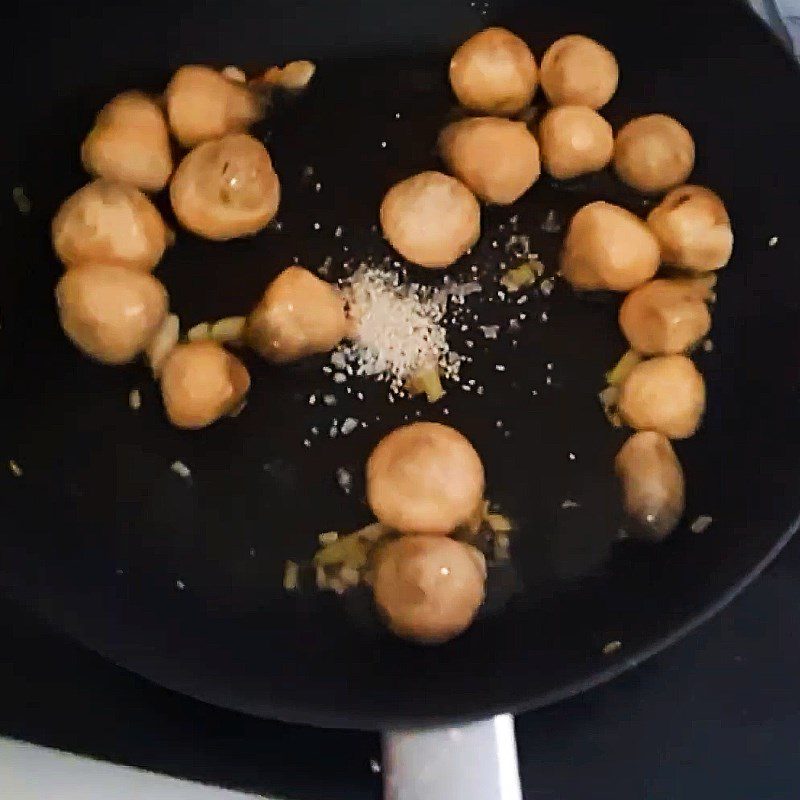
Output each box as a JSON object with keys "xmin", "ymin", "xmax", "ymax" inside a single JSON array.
[{"xmin": 1, "ymin": 0, "xmax": 800, "ymax": 728}]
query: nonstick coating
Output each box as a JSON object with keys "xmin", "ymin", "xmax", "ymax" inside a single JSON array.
[{"xmin": 2, "ymin": 0, "xmax": 800, "ymax": 729}]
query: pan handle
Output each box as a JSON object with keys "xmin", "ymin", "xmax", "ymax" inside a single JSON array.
[{"xmin": 381, "ymin": 714, "xmax": 521, "ymax": 800}]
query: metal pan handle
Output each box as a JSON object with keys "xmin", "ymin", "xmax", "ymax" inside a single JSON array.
[{"xmin": 382, "ymin": 714, "xmax": 521, "ymax": 800}]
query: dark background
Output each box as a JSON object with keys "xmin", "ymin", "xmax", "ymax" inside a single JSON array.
[{"xmin": 3, "ymin": 530, "xmax": 799, "ymax": 800}]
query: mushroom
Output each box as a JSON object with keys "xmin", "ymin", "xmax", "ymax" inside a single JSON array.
[
  {"xmin": 617, "ymin": 354, "xmax": 706, "ymax": 439},
  {"xmin": 560, "ymin": 201, "xmax": 661, "ymax": 291},
  {"xmin": 372, "ymin": 535, "xmax": 486, "ymax": 644},
  {"xmin": 619, "ymin": 277, "xmax": 713, "ymax": 355},
  {"xmin": 246, "ymin": 266, "xmax": 349, "ymax": 363},
  {"xmin": 159, "ymin": 340, "xmax": 251, "ymax": 429},
  {"xmin": 540, "ymin": 34, "xmax": 619, "ymax": 109},
  {"xmin": 615, "ymin": 430, "xmax": 685, "ymax": 541},
  {"xmin": 81, "ymin": 91, "xmax": 173, "ymax": 192},
  {"xmin": 538, "ymin": 105, "xmax": 614, "ymax": 180},
  {"xmin": 613, "ymin": 114, "xmax": 695, "ymax": 194},
  {"xmin": 165, "ymin": 65, "xmax": 265, "ymax": 148},
  {"xmin": 55, "ymin": 263, "xmax": 168, "ymax": 364},
  {"xmin": 449, "ymin": 27, "xmax": 538, "ymax": 115},
  {"xmin": 646, "ymin": 185, "xmax": 733, "ymax": 271},
  {"xmin": 169, "ymin": 133, "xmax": 280, "ymax": 241},
  {"xmin": 379, "ymin": 171, "xmax": 480, "ymax": 269},
  {"xmin": 52, "ymin": 179, "xmax": 170, "ymax": 272},
  {"xmin": 438, "ymin": 116, "xmax": 540, "ymax": 205},
  {"xmin": 366, "ymin": 421, "xmax": 485, "ymax": 536}
]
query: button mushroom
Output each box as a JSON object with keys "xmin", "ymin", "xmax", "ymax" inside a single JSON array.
[
  {"xmin": 449, "ymin": 27, "xmax": 538, "ymax": 116},
  {"xmin": 560, "ymin": 201, "xmax": 661, "ymax": 291},
  {"xmin": 81, "ymin": 91, "xmax": 173, "ymax": 192},
  {"xmin": 159, "ymin": 340, "xmax": 251, "ymax": 429},
  {"xmin": 617, "ymin": 354, "xmax": 706, "ymax": 439},
  {"xmin": 646, "ymin": 185, "xmax": 733, "ymax": 272},
  {"xmin": 615, "ymin": 430, "xmax": 685, "ymax": 541},
  {"xmin": 246, "ymin": 266, "xmax": 349, "ymax": 363},
  {"xmin": 165, "ymin": 65, "xmax": 265, "ymax": 148},
  {"xmin": 613, "ymin": 114, "xmax": 695, "ymax": 194},
  {"xmin": 379, "ymin": 171, "xmax": 480, "ymax": 269},
  {"xmin": 540, "ymin": 34, "xmax": 619, "ymax": 109},
  {"xmin": 169, "ymin": 133, "xmax": 280, "ymax": 241},
  {"xmin": 55, "ymin": 263, "xmax": 168, "ymax": 364},
  {"xmin": 366, "ymin": 422, "xmax": 485, "ymax": 536},
  {"xmin": 438, "ymin": 116, "xmax": 540, "ymax": 205},
  {"xmin": 52, "ymin": 179, "xmax": 170, "ymax": 272},
  {"xmin": 538, "ymin": 105, "xmax": 614, "ymax": 180},
  {"xmin": 372, "ymin": 535, "xmax": 486, "ymax": 644},
  {"xmin": 619, "ymin": 277, "xmax": 713, "ymax": 355}
]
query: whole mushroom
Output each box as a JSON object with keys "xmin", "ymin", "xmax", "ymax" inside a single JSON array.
[
  {"xmin": 366, "ymin": 422, "xmax": 485, "ymax": 536},
  {"xmin": 438, "ymin": 116, "xmax": 540, "ymax": 205},
  {"xmin": 647, "ymin": 185, "xmax": 733, "ymax": 271},
  {"xmin": 55, "ymin": 263, "xmax": 168, "ymax": 364},
  {"xmin": 52, "ymin": 179, "xmax": 170, "ymax": 272},
  {"xmin": 165, "ymin": 65, "xmax": 265, "ymax": 148},
  {"xmin": 372, "ymin": 535, "xmax": 486, "ymax": 644},
  {"xmin": 246, "ymin": 266, "xmax": 349, "ymax": 363},
  {"xmin": 160, "ymin": 340, "xmax": 251, "ymax": 429},
  {"xmin": 449, "ymin": 27, "xmax": 538, "ymax": 115},
  {"xmin": 81, "ymin": 91, "xmax": 173, "ymax": 192},
  {"xmin": 560, "ymin": 201, "xmax": 661, "ymax": 291},
  {"xmin": 170, "ymin": 133, "xmax": 280, "ymax": 241}
]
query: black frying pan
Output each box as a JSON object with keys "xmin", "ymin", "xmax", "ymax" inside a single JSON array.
[{"xmin": 1, "ymin": 0, "xmax": 800, "ymax": 735}]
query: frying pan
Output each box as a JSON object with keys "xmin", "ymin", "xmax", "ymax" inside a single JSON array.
[{"xmin": 2, "ymin": 0, "xmax": 800, "ymax": 796}]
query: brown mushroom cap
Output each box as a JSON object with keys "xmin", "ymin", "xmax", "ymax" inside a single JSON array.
[
  {"xmin": 538, "ymin": 105, "xmax": 614, "ymax": 180},
  {"xmin": 165, "ymin": 65, "xmax": 264, "ymax": 148},
  {"xmin": 55, "ymin": 263, "xmax": 168, "ymax": 364},
  {"xmin": 449, "ymin": 27, "xmax": 538, "ymax": 115},
  {"xmin": 646, "ymin": 185, "xmax": 733, "ymax": 271},
  {"xmin": 169, "ymin": 133, "xmax": 280, "ymax": 241},
  {"xmin": 619, "ymin": 278, "xmax": 712, "ymax": 355},
  {"xmin": 366, "ymin": 421, "xmax": 485, "ymax": 536},
  {"xmin": 52, "ymin": 179, "xmax": 170, "ymax": 272},
  {"xmin": 560, "ymin": 201, "xmax": 661, "ymax": 291},
  {"xmin": 540, "ymin": 34, "xmax": 619, "ymax": 109},
  {"xmin": 379, "ymin": 171, "xmax": 480, "ymax": 269},
  {"xmin": 81, "ymin": 91, "xmax": 173, "ymax": 192},
  {"xmin": 613, "ymin": 115, "xmax": 695, "ymax": 194},
  {"xmin": 246, "ymin": 266, "xmax": 349, "ymax": 363},
  {"xmin": 160, "ymin": 340, "xmax": 251, "ymax": 429},
  {"xmin": 372, "ymin": 535, "xmax": 486, "ymax": 644},
  {"xmin": 438, "ymin": 116, "xmax": 540, "ymax": 205},
  {"xmin": 618, "ymin": 354, "xmax": 706, "ymax": 439}
]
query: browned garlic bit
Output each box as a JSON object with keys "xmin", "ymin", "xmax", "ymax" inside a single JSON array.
[
  {"xmin": 52, "ymin": 179, "xmax": 170, "ymax": 272},
  {"xmin": 371, "ymin": 535, "xmax": 486, "ymax": 644},
  {"xmin": 615, "ymin": 430, "xmax": 685, "ymax": 541},
  {"xmin": 646, "ymin": 185, "xmax": 733, "ymax": 271},
  {"xmin": 560, "ymin": 201, "xmax": 660, "ymax": 291},
  {"xmin": 379, "ymin": 171, "xmax": 480, "ymax": 268},
  {"xmin": 55, "ymin": 264, "xmax": 168, "ymax": 365},
  {"xmin": 449, "ymin": 27, "xmax": 538, "ymax": 116},
  {"xmin": 619, "ymin": 277, "xmax": 713, "ymax": 355},
  {"xmin": 613, "ymin": 114, "xmax": 695, "ymax": 194},
  {"xmin": 159, "ymin": 340, "xmax": 250, "ymax": 429},
  {"xmin": 617, "ymin": 354, "xmax": 706, "ymax": 439},
  {"xmin": 146, "ymin": 313, "xmax": 180, "ymax": 376},
  {"xmin": 538, "ymin": 106, "xmax": 614, "ymax": 180},
  {"xmin": 81, "ymin": 91, "xmax": 173, "ymax": 192},
  {"xmin": 366, "ymin": 422, "xmax": 485, "ymax": 536},
  {"xmin": 170, "ymin": 133, "xmax": 280, "ymax": 240},
  {"xmin": 256, "ymin": 60, "xmax": 317, "ymax": 90},
  {"xmin": 246, "ymin": 266, "xmax": 349, "ymax": 363},
  {"xmin": 165, "ymin": 65, "xmax": 265, "ymax": 148},
  {"xmin": 540, "ymin": 35, "xmax": 619, "ymax": 109},
  {"xmin": 438, "ymin": 117, "xmax": 540, "ymax": 205}
]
